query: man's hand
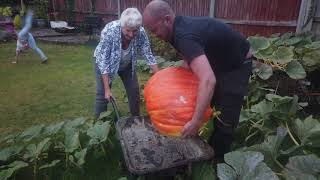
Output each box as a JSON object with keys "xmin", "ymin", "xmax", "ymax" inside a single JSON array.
[
  {"xmin": 181, "ymin": 60, "xmax": 190, "ymax": 69},
  {"xmin": 181, "ymin": 119, "xmax": 202, "ymax": 138}
]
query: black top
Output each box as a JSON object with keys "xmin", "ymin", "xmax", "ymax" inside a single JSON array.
[{"xmin": 171, "ymin": 16, "xmax": 250, "ymax": 75}]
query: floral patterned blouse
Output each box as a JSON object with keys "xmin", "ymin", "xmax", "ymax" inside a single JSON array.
[{"xmin": 94, "ymin": 20, "xmax": 157, "ymax": 82}]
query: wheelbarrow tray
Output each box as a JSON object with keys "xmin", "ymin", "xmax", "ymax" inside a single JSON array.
[{"xmin": 115, "ymin": 116, "xmax": 214, "ymax": 175}]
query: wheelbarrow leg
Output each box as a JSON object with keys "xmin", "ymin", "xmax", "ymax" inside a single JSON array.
[{"xmin": 127, "ymin": 173, "xmax": 138, "ymax": 180}]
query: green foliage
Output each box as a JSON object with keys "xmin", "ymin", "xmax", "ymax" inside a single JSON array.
[
  {"xmin": 283, "ymin": 154, "xmax": 320, "ymax": 180},
  {"xmin": 86, "ymin": 121, "xmax": 111, "ymax": 146},
  {"xmin": 0, "ymin": 115, "xmax": 119, "ymax": 180},
  {"xmin": 0, "ymin": 7, "xmax": 12, "ymax": 17},
  {"xmin": 136, "ymin": 56, "xmax": 183, "ymax": 74},
  {"xmin": 148, "ymin": 32, "xmax": 178, "ymax": 61},
  {"xmin": 217, "ymin": 151, "xmax": 279, "ymax": 180},
  {"xmin": 29, "ymin": 0, "xmax": 48, "ymax": 19},
  {"xmin": 294, "ymin": 116, "xmax": 320, "ymax": 148},
  {"xmin": 191, "ymin": 161, "xmax": 216, "ymax": 180},
  {"xmin": 13, "ymin": 15, "xmax": 22, "ymax": 29},
  {"xmin": 248, "ymin": 33, "xmax": 320, "ymax": 80},
  {"xmin": 0, "ymin": 161, "xmax": 28, "ymax": 180},
  {"xmin": 235, "ymin": 85, "xmax": 320, "ymax": 178},
  {"xmin": 0, "ymin": 41, "xmax": 318, "ymax": 180}
]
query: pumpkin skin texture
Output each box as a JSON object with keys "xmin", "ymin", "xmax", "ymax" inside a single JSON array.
[{"xmin": 144, "ymin": 67, "xmax": 213, "ymax": 137}]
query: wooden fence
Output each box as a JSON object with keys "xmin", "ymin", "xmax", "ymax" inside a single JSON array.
[{"xmin": 49, "ymin": 0, "xmax": 320, "ymax": 37}]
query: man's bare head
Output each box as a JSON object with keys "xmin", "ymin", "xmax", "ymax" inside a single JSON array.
[
  {"xmin": 143, "ymin": 0, "xmax": 175, "ymax": 41},
  {"xmin": 143, "ymin": 0, "xmax": 174, "ymax": 21}
]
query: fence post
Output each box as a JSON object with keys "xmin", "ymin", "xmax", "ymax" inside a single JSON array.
[
  {"xmin": 296, "ymin": 0, "xmax": 315, "ymax": 33},
  {"xmin": 117, "ymin": 0, "xmax": 121, "ymax": 18},
  {"xmin": 209, "ymin": 0, "xmax": 216, "ymax": 17}
]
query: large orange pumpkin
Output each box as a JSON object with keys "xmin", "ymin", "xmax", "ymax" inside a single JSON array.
[{"xmin": 144, "ymin": 67, "xmax": 213, "ymax": 136}]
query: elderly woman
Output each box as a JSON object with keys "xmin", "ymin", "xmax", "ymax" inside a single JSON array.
[{"xmin": 94, "ymin": 8, "xmax": 159, "ymax": 118}]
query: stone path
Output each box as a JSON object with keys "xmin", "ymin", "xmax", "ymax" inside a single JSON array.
[{"xmin": 31, "ymin": 28, "xmax": 91, "ymax": 45}]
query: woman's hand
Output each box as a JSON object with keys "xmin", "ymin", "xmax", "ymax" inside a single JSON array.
[
  {"xmin": 150, "ymin": 64, "xmax": 160, "ymax": 74},
  {"xmin": 104, "ymin": 89, "xmax": 113, "ymax": 101}
]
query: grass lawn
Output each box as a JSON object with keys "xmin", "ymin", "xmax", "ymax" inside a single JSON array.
[{"xmin": 0, "ymin": 42, "xmax": 151, "ymax": 136}]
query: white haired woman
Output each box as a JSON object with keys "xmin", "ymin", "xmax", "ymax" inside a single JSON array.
[{"xmin": 93, "ymin": 7, "xmax": 159, "ymax": 118}]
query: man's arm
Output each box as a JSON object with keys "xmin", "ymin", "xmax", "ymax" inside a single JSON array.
[{"xmin": 181, "ymin": 54, "xmax": 216, "ymax": 138}]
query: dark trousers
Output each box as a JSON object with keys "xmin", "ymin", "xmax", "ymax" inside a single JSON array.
[
  {"xmin": 94, "ymin": 63, "xmax": 140, "ymax": 118},
  {"xmin": 209, "ymin": 60, "xmax": 252, "ymax": 159}
]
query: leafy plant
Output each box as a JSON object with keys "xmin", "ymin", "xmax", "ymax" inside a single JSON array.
[
  {"xmin": 148, "ymin": 32, "xmax": 178, "ymax": 61},
  {"xmin": 0, "ymin": 161, "xmax": 28, "ymax": 180},
  {"xmin": 136, "ymin": 56, "xmax": 183, "ymax": 74},
  {"xmin": 0, "ymin": 115, "xmax": 117, "ymax": 180},
  {"xmin": 283, "ymin": 154, "xmax": 320, "ymax": 180},
  {"xmin": 248, "ymin": 33, "xmax": 320, "ymax": 80},
  {"xmin": 191, "ymin": 161, "xmax": 216, "ymax": 180},
  {"xmin": 217, "ymin": 151, "xmax": 279, "ymax": 180},
  {"xmin": 0, "ymin": 7, "xmax": 13, "ymax": 17},
  {"xmin": 13, "ymin": 15, "xmax": 22, "ymax": 29},
  {"xmin": 30, "ymin": 0, "xmax": 49, "ymax": 19}
]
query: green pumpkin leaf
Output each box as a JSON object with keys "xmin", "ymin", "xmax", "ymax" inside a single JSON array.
[
  {"xmin": 39, "ymin": 160, "xmax": 61, "ymax": 170},
  {"xmin": 248, "ymin": 36, "xmax": 270, "ymax": 53},
  {"xmin": 0, "ymin": 161, "xmax": 28, "ymax": 180},
  {"xmin": 24, "ymin": 138, "xmax": 51, "ymax": 161},
  {"xmin": 217, "ymin": 151, "xmax": 279, "ymax": 180},
  {"xmin": 245, "ymin": 127, "xmax": 287, "ymax": 167},
  {"xmin": 0, "ymin": 146, "xmax": 23, "ymax": 161},
  {"xmin": 270, "ymin": 46, "xmax": 294, "ymax": 64},
  {"xmin": 98, "ymin": 111, "xmax": 113, "ymax": 120},
  {"xmin": 266, "ymin": 94, "xmax": 299, "ymax": 117},
  {"xmin": 217, "ymin": 163, "xmax": 237, "ymax": 180},
  {"xmin": 285, "ymin": 61, "xmax": 306, "ymax": 79},
  {"xmin": 36, "ymin": 138, "xmax": 51, "ymax": 156},
  {"xmin": 191, "ymin": 161, "xmax": 216, "ymax": 180},
  {"xmin": 265, "ymin": 94, "xmax": 293, "ymax": 105},
  {"xmin": 304, "ymin": 41, "xmax": 320, "ymax": 50},
  {"xmin": 302, "ymin": 51, "xmax": 320, "ymax": 67},
  {"xmin": 254, "ymin": 47, "xmax": 274, "ymax": 60},
  {"xmin": 118, "ymin": 177, "xmax": 128, "ymax": 180},
  {"xmin": 294, "ymin": 116, "xmax": 320, "ymax": 148},
  {"xmin": 18, "ymin": 124, "xmax": 44, "ymax": 142},
  {"xmin": 23, "ymin": 144, "xmax": 36, "ymax": 160},
  {"xmin": 44, "ymin": 121, "xmax": 65, "ymax": 136},
  {"xmin": 284, "ymin": 154, "xmax": 320, "ymax": 180},
  {"xmin": 252, "ymin": 61, "xmax": 273, "ymax": 80},
  {"xmin": 251, "ymin": 100, "xmax": 274, "ymax": 116},
  {"xmin": 0, "ymin": 133, "xmax": 19, "ymax": 144},
  {"xmin": 87, "ymin": 121, "xmax": 111, "ymax": 146},
  {"xmin": 239, "ymin": 110, "xmax": 252, "ymax": 123},
  {"xmin": 74, "ymin": 148, "xmax": 87, "ymax": 166},
  {"xmin": 64, "ymin": 117, "xmax": 86, "ymax": 132},
  {"xmin": 275, "ymin": 36, "xmax": 303, "ymax": 46},
  {"xmin": 64, "ymin": 129, "xmax": 80, "ymax": 153}
]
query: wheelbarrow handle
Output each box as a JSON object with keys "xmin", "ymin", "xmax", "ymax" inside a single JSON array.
[{"xmin": 110, "ymin": 96, "xmax": 121, "ymax": 122}]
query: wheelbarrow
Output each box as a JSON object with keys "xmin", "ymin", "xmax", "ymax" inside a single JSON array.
[{"xmin": 110, "ymin": 97, "xmax": 214, "ymax": 179}]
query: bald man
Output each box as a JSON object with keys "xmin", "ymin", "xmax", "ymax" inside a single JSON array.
[{"xmin": 143, "ymin": 0, "xmax": 252, "ymax": 161}]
